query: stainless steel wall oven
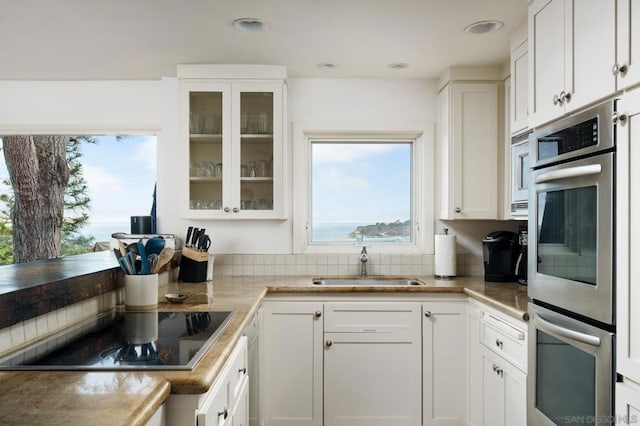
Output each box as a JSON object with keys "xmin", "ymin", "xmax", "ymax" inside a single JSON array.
[{"xmin": 528, "ymin": 100, "xmax": 616, "ymax": 425}]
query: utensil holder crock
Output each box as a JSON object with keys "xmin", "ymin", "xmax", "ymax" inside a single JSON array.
[{"xmin": 124, "ymin": 274, "xmax": 159, "ymax": 311}]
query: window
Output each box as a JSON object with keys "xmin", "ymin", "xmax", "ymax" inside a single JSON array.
[
  {"xmin": 293, "ymin": 123, "xmax": 434, "ymax": 254},
  {"xmin": 311, "ymin": 140, "xmax": 413, "ymax": 244}
]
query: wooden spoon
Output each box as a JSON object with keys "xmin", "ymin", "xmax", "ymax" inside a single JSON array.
[{"xmin": 153, "ymin": 247, "xmax": 175, "ymax": 274}]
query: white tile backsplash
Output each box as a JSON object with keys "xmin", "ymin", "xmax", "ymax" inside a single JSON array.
[{"xmin": 210, "ymin": 253, "xmax": 484, "ymax": 277}]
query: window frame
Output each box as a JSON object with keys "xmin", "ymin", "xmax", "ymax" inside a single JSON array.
[{"xmin": 292, "ymin": 122, "xmax": 434, "ymax": 254}]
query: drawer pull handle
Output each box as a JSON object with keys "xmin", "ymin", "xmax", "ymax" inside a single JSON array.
[
  {"xmin": 425, "ymin": 311, "xmax": 432, "ymax": 318},
  {"xmin": 239, "ymin": 367, "xmax": 247, "ymax": 375},
  {"xmin": 495, "ymin": 339, "xmax": 503, "ymax": 349},
  {"xmin": 314, "ymin": 311, "xmax": 322, "ymax": 318},
  {"xmin": 218, "ymin": 408, "xmax": 228, "ymax": 419},
  {"xmin": 326, "ymin": 340, "xmax": 333, "ymax": 347}
]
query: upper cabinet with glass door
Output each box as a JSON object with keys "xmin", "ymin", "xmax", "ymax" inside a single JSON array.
[{"xmin": 178, "ymin": 65, "xmax": 287, "ymax": 220}]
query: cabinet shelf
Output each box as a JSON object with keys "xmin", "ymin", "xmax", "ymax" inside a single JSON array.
[
  {"xmin": 190, "ymin": 176, "xmax": 222, "ymax": 182},
  {"xmin": 241, "ymin": 177, "xmax": 273, "ymax": 183},
  {"xmin": 190, "ymin": 134, "xmax": 222, "ymax": 143},
  {"xmin": 241, "ymin": 134, "xmax": 273, "ymax": 143}
]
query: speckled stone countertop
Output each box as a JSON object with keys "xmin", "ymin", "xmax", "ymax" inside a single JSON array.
[{"xmin": 0, "ymin": 274, "xmax": 529, "ymax": 426}]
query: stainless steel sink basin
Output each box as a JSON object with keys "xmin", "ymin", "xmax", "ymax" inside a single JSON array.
[{"xmin": 312, "ymin": 277, "xmax": 424, "ymax": 286}]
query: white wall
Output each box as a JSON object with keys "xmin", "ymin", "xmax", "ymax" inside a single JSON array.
[{"xmin": 0, "ymin": 81, "xmax": 162, "ymax": 132}]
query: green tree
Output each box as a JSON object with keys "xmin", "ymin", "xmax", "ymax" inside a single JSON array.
[{"xmin": 0, "ymin": 135, "xmax": 95, "ymax": 264}]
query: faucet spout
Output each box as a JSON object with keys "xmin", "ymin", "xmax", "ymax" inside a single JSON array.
[{"xmin": 359, "ymin": 246, "xmax": 368, "ymax": 277}]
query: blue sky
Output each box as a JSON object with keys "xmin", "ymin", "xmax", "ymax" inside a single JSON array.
[
  {"xmin": 0, "ymin": 135, "xmax": 156, "ymax": 235},
  {"xmin": 312, "ymin": 142, "xmax": 411, "ymax": 224}
]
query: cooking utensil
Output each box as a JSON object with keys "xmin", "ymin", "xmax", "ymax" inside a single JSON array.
[
  {"xmin": 137, "ymin": 239, "xmax": 150, "ymax": 275},
  {"xmin": 113, "ymin": 248, "xmax": 123, "ymax": 260},
  {"xmin": 118, "ymin": 240, "xmax": 128, "ymax": 257},
  {"xmin": 147, "ymin": 254, "xmax": 159, "ymax": 273},
  {"xmin": 121, "ymin": 251, "xmax": 136, "ymax": 275},
  {"xmin": 199, "ymin": 235, "xmax": 211, "ymax": 251},
  {"xmin": 153, "ymin": 247, "xmax": 175, "ymax": 274},
  {"xmin": 145, "ymin": 237, "xmax": 165, "ymax": 256},
  {"xmin": 118, "ymin": 256, "xmax": 132, "ymax": 275}
]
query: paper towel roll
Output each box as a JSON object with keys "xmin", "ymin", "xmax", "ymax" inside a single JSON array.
[{"xmin": 435, "ymin": 234, "xmax": 456, "ymax": 278}]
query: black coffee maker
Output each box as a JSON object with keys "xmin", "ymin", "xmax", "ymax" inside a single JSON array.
[
  {"xmin": 515, "ymin": 225, "xmax": 528, "ymax": 285},
  {"xmin": 482, "ymin": 231, "xmax": 519, "ymax": 282}
]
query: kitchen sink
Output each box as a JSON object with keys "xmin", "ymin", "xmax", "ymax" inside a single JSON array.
[{"xmin": 312, "ymin": 277, "xmax": 425, "ymax": 286}]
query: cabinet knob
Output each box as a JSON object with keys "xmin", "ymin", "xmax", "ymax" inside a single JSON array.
[
  {"xmin": 424, "ymin": 311, "xmax": 432, "ymax": 318},
  {"xmin": 314, "ymin": 311, "xmax": 322, "ymax": 318},
  {"xmin": 233, "ymin": 207, "xmax": 239, "ymax": 213},
  {"xmin": 223, "ymin": 207, "xmax": 230, "ymax": 213},
  {"xmin": 218, "ymin": 408, "xmax": 228, "ymax": 419},
  {"xmin": 239, "ymin": 367, "xmax": 247, "ymax": 375},
  {"xmin": 325, "ymin": 340, "xmax": 333, "ymax": 347},
  {"xmin": 455, "ymin": 207, "xmax": 462, "ymax": 213},
  {"xmin": 613, "ymin": 63, "xmax": 628, "ymax": 76},
  {"xmin": 495, "ymin": 339, "xmax": 504, "ymax": 349},
  {"xmin": 563, "ymin": 91, "xmax": 571, "ymax": 103},
  {"xmin": 553, "ymin": 94, "xmax": 561, "ymax": 106},
  {"xmin": 613, "ymin": 112, "xmax": 628, "ymax": 126}
]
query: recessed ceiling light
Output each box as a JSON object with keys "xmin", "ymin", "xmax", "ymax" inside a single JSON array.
[
  {"xmin": 232, "ymin": 18, "xmax": 270, "ymax": 32},
  {"xmin": 389, "ymin": 63, "xmax": 409, "ymax": 70},
  {"xmin": 464, "ymin": 20, "xmax": 504, "ymax": 34},
  {"xmin": 318, "ymin": 63, "xmax": 337, "ymax": 69}
]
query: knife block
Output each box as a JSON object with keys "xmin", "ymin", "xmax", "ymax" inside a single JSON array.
[{"xmin": 178, "ymin": 247, "xmax": 209, "ymax": 282}]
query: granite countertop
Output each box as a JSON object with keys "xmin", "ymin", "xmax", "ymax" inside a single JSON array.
[{"xmin": 0, "ymin": 274, "xmax": 529, "ymax": 426}]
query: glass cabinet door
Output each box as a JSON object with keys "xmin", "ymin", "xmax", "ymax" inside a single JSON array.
[
  {"xmin": 189, "ymin": 90, "xmax": 225, "ymax": 212},
  {"xmin": 239, "ymin": 91, "xmax": 274, "ymax": 212}
]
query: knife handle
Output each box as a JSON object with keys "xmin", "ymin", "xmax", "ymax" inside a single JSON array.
[
  {"xmin": 191, "ymin": 228, "xmax": 200, "ymax": 247},
  {"xmin": 186, "ymin": 226, "xmax": 193, "ymax": 247}
]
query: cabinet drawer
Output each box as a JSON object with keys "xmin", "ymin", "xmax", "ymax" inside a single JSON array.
[
  {"xmin": 228, "ymin": 336, "xmax": 248, "ymax": 406},
  {"xmin": 480, "ymin": 312, "xmax": 527, "ymax": 372},
  {"xmin": 324, "ymin": 302, "xmax": 421, "ymax": 333},
  {"xmin": 197, "ymin": 371, "xmax": 230, "ymax": 426}
]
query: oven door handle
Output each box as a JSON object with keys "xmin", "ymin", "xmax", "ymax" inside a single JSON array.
[
  {"xmin": 534, "ymin": 164, "xmax": 602, "ymax": 184},
  {"xmin": 533, "ymin": 314, "xmax": 601, "ymax": 347}
]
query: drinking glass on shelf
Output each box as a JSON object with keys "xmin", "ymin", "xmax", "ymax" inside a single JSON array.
[
  {"xmin": 249, "ymin": 161, "xmax": 257, "ymax": 177},
  {"xmin": 257, "ymin": 154, "xmax": 268, "ymax": 177},
  {"xmin": 240, "ymin": 164, "xmax": 248, "ymax": 177},
  {"xmin": 214, "ymin": 163, "xmax": 223, "ymax": 177},
  {"xmin": 241, "ymin": 115, "xmax": 248, "ymax": 133}
]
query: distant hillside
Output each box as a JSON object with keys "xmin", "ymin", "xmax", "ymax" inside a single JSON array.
[{"xmin": 348, "ymin": 220, "xmax": 410, "ymax": 239}]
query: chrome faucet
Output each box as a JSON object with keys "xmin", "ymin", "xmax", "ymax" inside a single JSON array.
[{"xmin": 359, "ymin": 246, "xmax": 368, "ymax": 277}]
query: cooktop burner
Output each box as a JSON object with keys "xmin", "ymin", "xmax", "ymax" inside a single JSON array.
[{"xmin": 0, "ymin": 310, "xmax": 235, "ymax": 371}]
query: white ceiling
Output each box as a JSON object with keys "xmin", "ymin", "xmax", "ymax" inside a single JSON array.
[{"xmin": 0, "ymin": 0, "xmax": 527, "ymax": 81}]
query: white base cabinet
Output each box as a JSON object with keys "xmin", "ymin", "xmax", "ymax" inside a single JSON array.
[
  {"xmin": 323, "ymin": 302, "xmax": 422, "ymax": 426},
  {"xmin": 422, "ymin": 301, "xmax": 467, "ymax": 425},
  {"xmin": 467, "ymin": 300, "xmax": 527, "ymax": 426},
  {"xmin": 616, "ymin": 380, "xmax": 640, "ymax": 425},
  {"xmin": 260, "ymin": 302, "xmax": 323, "ymax": 426},
  {"xmin": 165, "ymin": 336, "xmax": 248, "ymax": 426}
]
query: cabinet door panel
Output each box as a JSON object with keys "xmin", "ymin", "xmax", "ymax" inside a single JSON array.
[
  {"xmin": 617, "ymin": 0, "xmax": 640, "ymax": 90},
  {"xmin": 324, "ymin": 332, "xmax": 421, "ymax": 426},
  {"xmin": 423, "ymin": 302, "xmax": 467, "ymax": 425},
  {"xmin": 511, "ymin": 40, "xmax": 529, "ymax": 134},
  {"xmin": 529, "ymin": 0, "xmax": 566, "ymax": 128},
  {"xmin": 568, "ymin": 0, "xmax": 616, "ymax": 112},
  {"xmin": 482, "ymin": 352, "xmax": 505, "ymax": 426},
  {"xmin": 260, "ymin": 302, "xmax": 323, "ymax": 426},
  {"xmin": 617, "ymin": 89, "xmax": 640, "ymax": 384}
]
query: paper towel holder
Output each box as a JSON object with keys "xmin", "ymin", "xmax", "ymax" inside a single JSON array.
[{"xmin": 435, "ymin": 229, "xmax": 457, "ymax": 279}]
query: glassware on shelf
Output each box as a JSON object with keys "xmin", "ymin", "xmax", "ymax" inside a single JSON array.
[
  {"xmin": 249, "ymin": 161, "xmax": 257, "ymax": 177},
  {"xmin": 214, "ymin": 163, "xmax": 223, "ymax": 177},
  {"xmin": 240, "ymin": 164, "xmax": 248, "ymax": 177},
  {"xmin": 257, "ymin": 154, "xmax": 268, "ymax": 177}
]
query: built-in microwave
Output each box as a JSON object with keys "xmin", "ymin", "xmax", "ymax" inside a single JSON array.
[{"xmin": 510, "ymin": 130, "xmax": 531, "ymax": 216}]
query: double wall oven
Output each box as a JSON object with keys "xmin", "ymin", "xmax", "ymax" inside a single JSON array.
[{"xmin": 528, "ymin": 100, "xmax": 616, "ymax": 425}]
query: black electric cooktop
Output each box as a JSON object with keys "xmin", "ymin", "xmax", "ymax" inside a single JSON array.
[{"xmin": 0, "ymin": 310, "xmax": 235, "ymax": 371}]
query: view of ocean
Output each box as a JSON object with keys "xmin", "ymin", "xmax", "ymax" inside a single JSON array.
[{"xmin": 81, "ymin": 223, "xmax": 130, "ymax": 243}]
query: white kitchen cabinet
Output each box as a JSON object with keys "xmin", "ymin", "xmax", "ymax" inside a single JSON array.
[
  {"xmin": 616, "ymin": 88, "xmax": 640, "ymax": 388},
  {"xmin": 480, "ymin": 345, "xmax": 527, "ymax": 426},
  {"xmin": 260, "ymin": 302, "xmax": 323, "ymax": 426},
  {"xmin": 178, "ymin": 65, "xmax": 287, "ymax": 220},
  {"xmin": 166, "ymin": 336, "xmax": 248, "ymax": 426},
  {"xmin": 243, "ymin": 309, "xmax": 260, "ymax": 426},
  {"xmin": 467, "ymin": 300, "xmax": 527, "ymax": 426},
  {"xmin": 528, "ymin": 0, "xmax": 616, "ymax": 128},
  {"xmin": 323, "ymin": 302, "xmax": 421, "ymax": 426},
  {"xmin": 437, "ymin": 81, "xmax": 499, "ymax": 219},
  {"xmin": 510, "ymin": 25, "xmax": 529, "ymax": 135},
  {"xmin": 616, "ymin": 380, "xmax": 640, "ymax": 425},
  {"xmin": 616, "ymin": 0, "xmax": 640, "ymax": 91},
  {"xmin": 422, "ymin": 301, "xmax": 467, "ymax": 425}
]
